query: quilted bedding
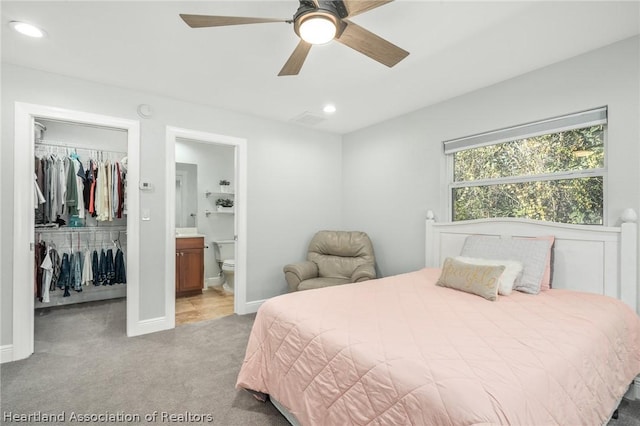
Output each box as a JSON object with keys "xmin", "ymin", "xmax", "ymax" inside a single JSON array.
[{"xmin": 236, "ymin": 268, "xmax": 640, "ymax": 425}]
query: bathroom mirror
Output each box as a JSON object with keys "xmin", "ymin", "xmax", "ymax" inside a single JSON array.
[{"xmin": 175, "ymin": 162, "xmax": 198, "ymax": 228}]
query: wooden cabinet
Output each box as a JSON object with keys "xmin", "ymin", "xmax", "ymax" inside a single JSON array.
[{"xmin": 176, "ymin": 237, "xmax": 204, "ymax": 297}]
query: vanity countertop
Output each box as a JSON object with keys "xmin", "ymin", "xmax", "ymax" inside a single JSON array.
[{"xmin": 175, "ymin": 227, "xmax": 205, "ymax": 238}]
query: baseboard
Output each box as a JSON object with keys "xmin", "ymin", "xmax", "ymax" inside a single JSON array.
[
  {"xmin": 243, "ymin": 299, "xmax": 266, "ymax": 314},
  {"xmin": 1, "ymin": 344, "xmax": 14, "ymax": 364},
  {"xmin": 127, "ymin": 316, "xmax": 174, "ymax": 337},
  {"xmin": 206, "ymin": 276, "xmax": 224, "ymax": 287}
]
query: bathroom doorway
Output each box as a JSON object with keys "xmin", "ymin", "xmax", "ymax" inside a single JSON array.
[{"xmin": 165, "ymin": 126, "xmax": 247, "ymax": 327}]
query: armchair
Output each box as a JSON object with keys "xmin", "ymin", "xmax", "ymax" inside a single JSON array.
[{"xmin": 284, "ymin": 230, "xmax": 377, "ymax": 292}]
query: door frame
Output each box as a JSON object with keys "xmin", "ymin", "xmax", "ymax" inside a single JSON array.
[
  {"xmin": 166, "ymin": 126, "xmax": 248, "ymax": 316},
  {"xmin": 12, "ymin": 102, "xmax": 141, "ymax": 361}
]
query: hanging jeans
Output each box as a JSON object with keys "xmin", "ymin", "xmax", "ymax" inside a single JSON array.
[
  {"xmin": 99, "ymin": 249, "xmax": 107, "ymax": 286},
  {"xmin": 114, "ymin": 249, "xmax": 126, "ymax": 284},
  {"xmin": 92, "ymin": 250, "xmax": 99, "ymax": 286},
  {"xmin": 105, "ymin": 248, "xmax": 115, "ymax": 285},
  {"xmin": 59, "ymin": 253, "xmax": 71, "ymax": 297},
  {"xmin": 72, "ymin": 251, "xmax": 82, "ymax": 292}
]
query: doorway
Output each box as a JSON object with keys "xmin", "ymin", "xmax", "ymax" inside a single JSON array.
[
  {"xmin": 165, "ymin": 126, "xmax": 248, "ymax": 324},
  {"xmin": 12, "ymin": 102, "xmax": 141, "ymax": 362}
]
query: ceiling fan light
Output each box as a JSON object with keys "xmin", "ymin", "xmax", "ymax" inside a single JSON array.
[{"xmin": 299, "ymin": 16, "xmax": 336, "ymax": 45}]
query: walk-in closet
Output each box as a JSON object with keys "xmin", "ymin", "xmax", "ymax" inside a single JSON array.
[{"xmin": 33, "ymin": 118, "xmax": 128, "ymax": 320}]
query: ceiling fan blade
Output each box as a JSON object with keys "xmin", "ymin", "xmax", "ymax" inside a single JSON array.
[
  {"xmin": 278, "ymin": 40, "xmax": 312, "ymax": 76},
  {"xmin": 343, "ymin": 0, "xmax": 394, "ymax": 17},
  {"xmin": 336, "ymin": 19, "xmax": 408, "ymax": 67},
  {"xmin": 180, "ymin": 14, "xmax": 287, "ymax": 28}
]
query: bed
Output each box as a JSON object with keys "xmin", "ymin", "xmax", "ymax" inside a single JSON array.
[{"xmin": 236, "ymin": 212, "xmax": 640, "ymax": 425}]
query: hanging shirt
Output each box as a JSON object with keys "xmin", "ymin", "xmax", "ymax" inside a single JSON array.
[
  {"xmin": 66, "ymin": 157, "xmax": 79, "ymax": 216},
  {"xmin": 96, "ymin": 162, "xmax": 110, "ymax": 221},
  {"xmin": 34, "ymin": 172, "xmax": 46, "ymax": 208},
  {"xmin": 40, "ymin": 247, "xmax": 53, "ymax": 303},
  {"xmin": 57, "ymin": 156, "xmax": 66, "ymax": 217},
  {"xmin": 120, "ymin": 157, "xmax": 128, "ymax": 215},
  {"xmin": 49, "ymin": 248, "xmax": 61, "ymax": 291},
  {"xmin": 72, "ymin": 158, "xmax": 85, "ymax": 219},
  {"xmin": 82, "ymin": 250, "xmax": 93, "ymax": 286}
]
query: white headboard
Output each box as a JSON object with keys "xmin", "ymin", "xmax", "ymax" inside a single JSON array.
[{"xmin": 425, "ymin": 210, "xmax": 638, "ymax": 314}]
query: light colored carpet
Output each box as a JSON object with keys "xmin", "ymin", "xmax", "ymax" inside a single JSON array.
[
  {"xmin": 1, "ymin": 299, "xmax": 286, "ymax": 425},
  {"xmin": 1, "ymin": 298, "xmax": 639, "ymax": 425}
]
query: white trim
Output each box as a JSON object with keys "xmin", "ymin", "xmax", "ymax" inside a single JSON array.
[
  {"xmin": 449, "ymin": 168, "xmax": 605, "ymax": 189},
  {"xmin": 425, "ymin": 211, "xmax": 637, "ymax": 313},
  {"xmin": 1, "ymin": 345, "xmax": 14, "ymax": 364},
  {"xmin": 128, "ymin": 316, "xmax": 173, "ymax": 337},
  {"xmin": 12, "ymin": 102, "xmax": 141, "ymax": 362},
  {"xmin": 243, "ymin": 299, "xmax": 267, "ymax": 314},
  {"xmin": 443, "ymin": 106, "xmax": 607, "ymax": 154},
  {"xmin": 166, "ymin": 126, "xmax": 248, "ymax": 322}
]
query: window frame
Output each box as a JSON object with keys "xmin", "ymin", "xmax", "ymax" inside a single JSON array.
[{"xmin": 445, "ymin": 109, "xmax": 608, "ymax": 224}]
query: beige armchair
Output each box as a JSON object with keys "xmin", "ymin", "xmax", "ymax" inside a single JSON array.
[{"xmin": 284, "ymin": 230, "xmax": 377, "ymax": 292}]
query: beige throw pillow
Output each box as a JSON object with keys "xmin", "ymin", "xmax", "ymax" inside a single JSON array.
[{"xmin": 436, "ymin": 257, "xmax": 505, "ymax": 301}]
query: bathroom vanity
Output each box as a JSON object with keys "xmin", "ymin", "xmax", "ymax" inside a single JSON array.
[{"xmin": 175, "ymin": 236, "xmax": 205, "ymax": 297}]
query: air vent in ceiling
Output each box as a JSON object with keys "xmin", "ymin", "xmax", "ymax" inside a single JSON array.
[{"xmin": 290, "ymin": 111, "xmax": 327, "ymax": 126}]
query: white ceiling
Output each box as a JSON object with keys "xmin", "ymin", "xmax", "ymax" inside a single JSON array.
[{"xmin": 2, "ymin": 1, "xmax": 639, "ymax": 134}]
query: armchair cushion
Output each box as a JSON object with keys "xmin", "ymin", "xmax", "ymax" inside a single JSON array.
[
  {"xmin": 298, "ymin": 277, "xmax": 351, "ymax": 291},
  {"xmin": 351, "ymin": 263, "xmax": 377, "ymax": 283},
  {"xmin": 284, "ymin": 230, "xmax": 377, "ymax": 291}
]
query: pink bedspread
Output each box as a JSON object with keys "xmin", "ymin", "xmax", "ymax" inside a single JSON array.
[{"xmin": 236, "ymin": 268, "xmax": 640, "ymax": 425}]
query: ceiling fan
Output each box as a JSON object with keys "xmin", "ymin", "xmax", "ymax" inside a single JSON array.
[{"xmin": 180, "ymin": 0, "xmax": 409, "ymax": 76}]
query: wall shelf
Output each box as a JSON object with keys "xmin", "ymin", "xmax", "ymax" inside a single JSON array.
[{"xmin": 205, "ymin": 191, "xmax": 235, "ymax": 197}]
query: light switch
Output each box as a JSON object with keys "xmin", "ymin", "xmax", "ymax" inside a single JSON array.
[{"xmin": 142, "ymin": 208, "xmax": 151, "ymax": 221}]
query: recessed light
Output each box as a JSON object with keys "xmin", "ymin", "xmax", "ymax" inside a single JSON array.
[
  {"xmin": 10, "ymin": 21, "xmax": 45, "ymax": 38},
  {"xmin": 323, "ymin": 104, "xmax": 336, "ymax": 114}
]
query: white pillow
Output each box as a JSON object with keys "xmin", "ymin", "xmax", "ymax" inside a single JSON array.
[
  {"xmin": 455, "ymin": 256, "xmax": 523, "ymax": 296},
  {"xmin": 460, "ymin": 235, "xmax": 550, "ymax": 294}
]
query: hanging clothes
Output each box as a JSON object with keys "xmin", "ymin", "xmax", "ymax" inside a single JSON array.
[
  {"xmin": 40, "ymin": 247, "xmax": 53, "ymax": 303},
  {"xmin": 82, "ymin": 249, "xmax": 93, "ymax": 286},
  {"xmin": 58, "ymin": 253, "xmax": 71, "ymax": 297},
  {"xmin": 49, "ymin": 248, "xmax": 61, "ymax": 291},
  {"xmin": 92, "ymin": 249, "xmax": 99, "ymax": 286},
  {"xmin": 34, "ymin": 242, "xmax": 46, "ymax": 300},
  {"xmin": 98, "ymin": 249, "xmax": 107, "ymax": 285},
  {"xmin": 105, "ymin": 248, "xmax": 115, "ymax": 285},
  {"xmin": 114, "ymin": 248, "xmax": 126, "ymax": 284}
]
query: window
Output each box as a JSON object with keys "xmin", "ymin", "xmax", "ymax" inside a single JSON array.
[{"xmin": 445, "ymin": 107, "xmax": 606, "ymax": 224}]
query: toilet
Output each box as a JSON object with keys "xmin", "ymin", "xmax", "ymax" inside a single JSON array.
[{"xmin": 213, "ymin": 240, "xmax": 235, "ymax": 293}]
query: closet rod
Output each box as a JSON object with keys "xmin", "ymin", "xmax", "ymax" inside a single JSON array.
[
  {"xmin": 35, "ymin": 140, "xmax": 126, "ymax": 156},
  {"xmin": 35, "ymin": 226, "xmax": 127, "ymax": 234}
]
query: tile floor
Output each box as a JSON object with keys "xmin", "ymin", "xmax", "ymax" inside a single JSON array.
[{"xmin": 175, "ymin": 286, "xmax": 234, "ymax": 326}]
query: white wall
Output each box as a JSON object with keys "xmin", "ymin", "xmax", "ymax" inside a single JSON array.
[
  {"xmin": 1, "ymin": 64, "xmax": 343, "ymax": 346},
  {"xmin": 342, "ymin": 36, "xmax": 640, "ymax": 277}
]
